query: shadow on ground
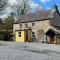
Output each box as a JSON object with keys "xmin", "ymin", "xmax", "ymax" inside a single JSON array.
[{"xmin": 23, "ymin": 49, "xmax": 60, "ymax": 55}]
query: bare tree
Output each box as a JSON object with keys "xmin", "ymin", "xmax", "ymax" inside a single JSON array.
[
  {"xmin": 10, "ymin": 0, "xmax": 31, "ymax": 20},
  {"xmin": 0, "ymin": 0, "xmax": 8, "ymax": 14}
]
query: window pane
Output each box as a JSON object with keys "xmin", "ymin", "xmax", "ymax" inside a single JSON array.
[
  {"xmin": 32, "ymin": 23, "xmax": 35, "ymax": 27},
  {"xmin": 33, "ymin": 35, "xmax": 35, "ymax": 37},
  {"xmin": 19, "ymin": 35, "xmax": 21, "ymax": 37},
  {"xmin": 32, "ymin": 32, "xmax": 35, "ymax": 38},
  {"xmin": 20, "ymin": 24, "xmax": 22, "ymax": 28},
  {"xmin": 25, "ymin": 23, "xmax": 28, "ymax": 28},
  {"xmin": 19, "ymin": 32, "xmax": 21, "ymax": 34},
  {"xmin": 32, "ymin": 32, "xmax": 35, "ymax": 34},
  {"xmin": 18, "ymin": 32, "xmax": 21, "ymax": 37}
]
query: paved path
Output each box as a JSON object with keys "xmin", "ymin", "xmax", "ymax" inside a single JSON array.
[{"xmin": 0, "ymin": 41, "xmax": 60, "ymax": 60}]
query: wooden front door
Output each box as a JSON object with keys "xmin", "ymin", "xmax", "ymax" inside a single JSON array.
[
  {"xmin": 26, "ymin": 31, "xmax": 28, "ymax": 42},
  {"xmin": 50, "ymin": 36, "xmax": 54, "ymax": 44},
  {"xmin": 50, "ymin": 36, "xmax": 57, "ymax": 44},
  {"xmin": 46, "ymin": 29, "xmax": 57, "ymax": 44}
]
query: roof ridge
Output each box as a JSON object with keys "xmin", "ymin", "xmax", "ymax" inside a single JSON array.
[{"xmin": 18, "ymin": 9, "xmax": 55, "ymax": 23}]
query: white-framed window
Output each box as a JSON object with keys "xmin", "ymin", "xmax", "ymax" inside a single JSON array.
[
  {"xmin": 25, "ymin": 23, "xmax": 28, "ymax": 28},
  {"xmin": 32, "ymin": 32, "xmax": 35, "ymax": 38},
  {"xmin": 32, "ymin": 22, "xmax": 35, "ymax": 27},
  {"xmin": 20, "ymin": 24, "xmax": 22, "ymax": 28}
]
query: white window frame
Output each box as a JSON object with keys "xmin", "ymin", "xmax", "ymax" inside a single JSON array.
[
  {"xmin": 25, "ymin": 23, "xmax": 28, "ymax": 28},
  {"xmin": 32, "ymin": 22, "xmax": 35, "ymax": 27},
  {"xmin": 20, "ymin": 24, "xmax": 22, "ymax": 28},
  {"xmin": 32, "ymin": 32, "xmax": 35, "ymax": 38}
]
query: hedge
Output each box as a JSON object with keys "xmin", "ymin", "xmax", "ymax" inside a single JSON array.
[{"xmin": 0, "ymin": 30, "xmax": 13, "ymax": 40}]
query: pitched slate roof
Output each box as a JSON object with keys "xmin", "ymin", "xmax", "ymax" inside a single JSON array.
[{"xmin": 18, "ymin": 9, "xmax": 56, "ymax": 23}]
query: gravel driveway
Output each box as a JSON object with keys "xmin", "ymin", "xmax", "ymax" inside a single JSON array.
[{"xmin": 0, "ymin": 41, "xmax": 60, "ymax": 60}]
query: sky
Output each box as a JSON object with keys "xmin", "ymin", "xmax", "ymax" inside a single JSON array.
[
  {"xmin": 32, "ymin": 0, "xmax": 60, "ymax": 12},
  {"xmin": 0, "ymin": 0, "xmax": 60, "ymax": 18},
  {"xmin": 9, "ymin": 0, "xmax": 60, "ymax": 12}
]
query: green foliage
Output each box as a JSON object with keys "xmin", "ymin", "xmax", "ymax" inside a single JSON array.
[
  {"xmin": 0, "ymin": 18, "xmax": 2, "ymax": 23},
  {"xmin": 54, "ymin": 4, "xmax": 60, "ymax": 15},
  {"xmin": 4, "ymin": 15, "xmax": 14, "ymax": 30},
  {"xmin": 0, "ymin": 34, "xmax": 4, "ymax": 40},
  {"xmin": 0, "ymin": 15, "xmax": 14, "ymax": 31},
  {"xmin": 0, "ymin": 30, "xmax": 6, "ymax": 40},
  {"xmin": 0, "ymin": 30, "xmax": 13, "ymax": 40},
  {"xmin": 56, "ymin": 34, "xmax": 60, "ymax": 39},
  {"xmin": 0, "ymin": 23, "xmax": 4, "ymax": 30}
]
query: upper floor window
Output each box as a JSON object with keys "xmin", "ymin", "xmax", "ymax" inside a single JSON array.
[
  {"xmin": 25, "ymin": 23, "xmax": 28, "ymax": 28},
  {"xmin": 20, "ymin": 24, "xmax": 22, "ymax": 28},
  {"xmin": 32, "ymin": 22, "xmax": 35, "ymax": 27}
]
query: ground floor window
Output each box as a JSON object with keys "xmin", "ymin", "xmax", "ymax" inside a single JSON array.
[
  {"xmin": 56, "ymin": 34, "xmax": 60, "ymax": 44},
  {"xmin": 32, "ymin": 32, "xmax": 35, "ymax": 38}
]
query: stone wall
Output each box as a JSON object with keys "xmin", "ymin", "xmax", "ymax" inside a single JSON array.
[
  {"xmin": 13, "ymin": 20, "xmax": 51, "ymax": 42},
  {"xmin": 13, "ymin": 24, "xmax": 20, "ymax": 34},
  {"xmin": 35, "ymin": 20, "xmax": 50, "ymax": 42}
]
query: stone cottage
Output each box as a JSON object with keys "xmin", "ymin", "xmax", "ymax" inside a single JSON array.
[{"xmin": 13, "ymin": 5, "xmax": 60, "ymax": 44}]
